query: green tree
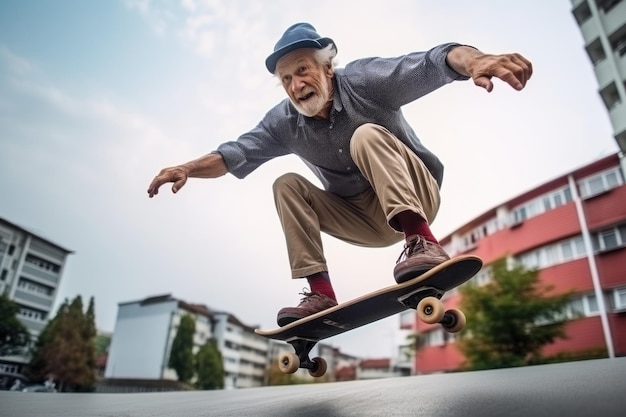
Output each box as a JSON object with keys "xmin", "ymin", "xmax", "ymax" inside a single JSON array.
[
  {"xmin": 168, "ymin": 314, "xmax": 196, "ymax": 383},
  {"xmin": 0, "ymin": 292, "xmax": 31, "ymax": 356},
  {"xmin": 82, "ymin": 297, "xmax": 97, "ymax": 387},
  {"xmin": 459, "ymin": 258, "xmax": 572, "ymax": 370},
  {"xmin": 28, "ymin": 300, "xmax": 67, "ymax": 381},
  {"xmin": 195, "ymin": 339, "xmax": 224, "ymax": 390},
  {"xmin": 94, "ymin": 333, "xmax": 111, "ymax": 356},
  {"xmin": 27, "ymin": 296, "xmax": 97, "ymax": 391}
]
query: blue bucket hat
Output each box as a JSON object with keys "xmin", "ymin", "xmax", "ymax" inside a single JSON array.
[{"xmin": 265, "ymin": 23, "xmax": 336, "ymax": 74}]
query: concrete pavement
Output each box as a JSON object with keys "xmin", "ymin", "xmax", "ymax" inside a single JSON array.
[{"xmin": 1, "ymin": 357, "xmax": 624, "ymax": 416}]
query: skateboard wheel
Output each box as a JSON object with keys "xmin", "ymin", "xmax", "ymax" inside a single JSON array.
[
  {"xmin": 417, "ymin": 297, "xmax": 445, "ymax": 324},
  {"xmin": 278, "ymin": 352, "xmax": 300, "ymax": 374},
  {"xmin": 441, "ymin": 308, "xmax": 466, "ymax": 333},
  {"xmin": 308, "ymin": 357, "xmax": 327, "ymax": 378}
]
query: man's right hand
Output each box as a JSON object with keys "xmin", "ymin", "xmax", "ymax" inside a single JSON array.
[
  {"xmin": 147, "ymin": 152, "xmax": 228, "ymax": 198},
  {"xmin": 147, "ymin": 166, "xmax": 190, "ymax": 198}
]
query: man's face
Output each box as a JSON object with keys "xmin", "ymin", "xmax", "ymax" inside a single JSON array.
[{"xmin": 276, "ymin": 49, "xmax": 334, "ymax": 119}]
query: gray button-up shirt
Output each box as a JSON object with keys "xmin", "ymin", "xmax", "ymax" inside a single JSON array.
[{"xmin": 216, "ymin": 42, "xmax": 468, "ymax": 197}]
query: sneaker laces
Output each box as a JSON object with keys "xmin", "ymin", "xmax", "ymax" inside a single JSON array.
[
  {"xmin": 297, "ymin": 289, "xmax": 320, "ymax": 305},
  {"xmin": 396, "ymin": 235, "xmax": 425, "ymax": 263}
]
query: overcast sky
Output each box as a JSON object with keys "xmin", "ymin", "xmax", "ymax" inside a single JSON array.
[{"xmin": 0, "ymin": 0, "xmax": 618, "ymax": 359}]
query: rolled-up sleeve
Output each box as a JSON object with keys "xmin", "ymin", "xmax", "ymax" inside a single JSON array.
[{"xmin": 216, "ymin": 107, "xmax": 292, "ymax": 179}]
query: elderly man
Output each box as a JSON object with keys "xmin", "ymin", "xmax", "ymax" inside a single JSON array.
[{"xmin": 148, "ymin": 23, "xmax": 532, "ymax": 326}]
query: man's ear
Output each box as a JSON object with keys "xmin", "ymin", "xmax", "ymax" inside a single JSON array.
[{"xmin": 326, "ymin": 65, "xmax": 334, "ymax": 78}]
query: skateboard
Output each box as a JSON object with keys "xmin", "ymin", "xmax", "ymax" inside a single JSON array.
[{"xmin": 255, "ymin": 255, "xmax": 483, "ymax": 378}]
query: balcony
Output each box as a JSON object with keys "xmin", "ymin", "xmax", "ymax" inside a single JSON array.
[
  {"xmin": 13, "ymin": 288, "xmax": 54, "ymax": 309},
  {"xmin": 600, "ymin": 1, "xmax": 626, "ymax": 35},
  {"xmin": 16, "ymin": 315, "xmax": 47, "ymax": 333},
  {"xmin": 21, "ymin": 264, "xmax": 60, "ymax": 285}
]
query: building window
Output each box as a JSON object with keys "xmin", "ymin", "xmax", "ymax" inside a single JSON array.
[
  {"xmin": 25, "ymin": 254, "xmax": 61, "ymax": 274},
  {"xmin": 225, "ymin": 341, "xmax": 240, "ymax": 350},
  {"xmin": 599, "ymin": 82, "xmax": 622, "ymax": 111},
  {"xmin": 517, "ymin": 236, "xmax": 586, "ymax": 270},
  {"xmin": 538, "ymin": 294, "xmax": 599, "ymax": 325},
  {"xmin": 511, "ymin": 207, "xmax": 526, "ymax": 225},
  {"xmin": 0, "ymin": 363, "xmax": 19, "ymax": 374},
  {"xmin": 597, "ymin": 0, "xmax": 623, "ymax": 13},
  {"xmin": 539, "ymin": 186, "xmax": 573, "ymax": 211},
  {"xmin": 18, "ymin": 307, "xmax": 45, "ymax": 321},
  {"xmin": 579, "ymin": 167, "xmax": 623, "ymax": 198},
  {"xmin": 561, "ymin": 236, "xmax": 586, "ymax": 262},
  {"xmin": 613, "ymin": 287, "xmax": 626, "ymax": 310},
  {"xmin": 609, "ymin": 23, "xmax": 626, "ymax": 56},
  {"xmin": 586, "ymin": 38, "xmax": 607, "ymax": 65},
  {"xmin": 472, "ymin": 267, "xmax": 492, "ymax": 287},
  {"xmin": 595, "ymin": 225, "xmax": 626, "ymax": 252},
  {"xmin": 573, "ymin": 1, "xmax": 592, "ymax": 25},
  {"xmin": 510, "ymin": 186, "xmax": 573, "ymax": 226},
  {"xmin": 17, "ymin": 279, "xmax": 53, "ymax": 296},
  {"xmin": 422, "ymin": 329, "xmax": 445, "ymax": 347},
  {"xmin": 568, "ymin": 294, "xmax": 600, "ymax": 317}
]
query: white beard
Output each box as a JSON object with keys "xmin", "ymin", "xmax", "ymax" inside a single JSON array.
[{"xmin": 291, "ymin": 81, "xmax": 331, "ymax": 117}]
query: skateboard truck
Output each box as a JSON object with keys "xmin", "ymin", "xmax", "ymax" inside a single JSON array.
[
  {"xmin": 398, "ymin": 286, "xmax": 466, "ymax": 332},
  {"xmin": 280, "ymin": 338, "xmax": 328, "ymax": 378},
  {"xmin": 397, "ymin": 286, "xmax": 443, "ymax": 309}
]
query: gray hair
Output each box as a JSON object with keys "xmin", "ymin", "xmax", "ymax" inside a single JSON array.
[{"xmin": 313, "ymin": 43, "xmax": 338, "ymax": 69}]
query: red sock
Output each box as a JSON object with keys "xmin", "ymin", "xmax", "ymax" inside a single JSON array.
[
  {"xmin": 394, "ymin": 210, "xmax": 439, "ymax": 244},
  {"xmin": 306, "ymin": 271, "xmax": 337, "ymax": 301}
]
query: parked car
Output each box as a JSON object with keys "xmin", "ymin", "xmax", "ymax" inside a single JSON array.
[{"xmin": 22, "ymin": 384, "xmax": 57, "ymax": 393}]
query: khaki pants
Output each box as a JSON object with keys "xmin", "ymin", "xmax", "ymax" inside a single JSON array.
[{"xmin": 273, "ymin": 123, "xmax": 441, "ymax": 278}]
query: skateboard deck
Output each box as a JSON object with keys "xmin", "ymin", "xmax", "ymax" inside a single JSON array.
[{"xmin": 255, "ymin": 255, "xmax": 483, "ymax": 377}]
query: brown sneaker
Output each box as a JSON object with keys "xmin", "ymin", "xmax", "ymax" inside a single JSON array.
[
  {"xmin": 393, "ymin": 235, "xmax": 450, "ymax": 283},
  {"xmin": 276, "ymin": 291, "xmax": 338, "ymax": 326}
]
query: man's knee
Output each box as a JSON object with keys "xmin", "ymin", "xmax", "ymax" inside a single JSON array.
[
  {"xmin": 273, "ymin": 172, "xmax": 308, "ymax": 197},
  {"xmin": 350, "ymin": 123, "xmax": 395, "ymax": 156}
]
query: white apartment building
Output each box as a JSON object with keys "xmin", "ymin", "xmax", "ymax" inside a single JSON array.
[
  {"xmin": 105, "ymin": 294, "xmax": 214, "ymax": 381},
  {"xmin": 105, "ymin": 294, "xmax": 270, "ymax": 389},
  {"xmin": 571, "ymin": 0, "xmax": 626, "ymax": 152},
  {"xmin": 0, "ymin": 217, "xmax": 72, "ymax": 386},
  {"xmin": 212, "ymin": 312, "xmax": 269, "ymax": 389}
]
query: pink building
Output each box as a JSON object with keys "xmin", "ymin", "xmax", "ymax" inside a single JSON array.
[{"xmin": 411, "ymin": 153, "xmax": 626, "ymax": 374}]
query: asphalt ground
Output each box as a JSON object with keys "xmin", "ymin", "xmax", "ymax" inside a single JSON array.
[{"xmin": 1, "ymin": 357, "xmax": 624, "ymax": 417}]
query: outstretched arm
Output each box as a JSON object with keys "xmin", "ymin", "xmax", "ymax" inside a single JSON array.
[
  {"xmin": 147, "ymin": 152, "xmax": 228, "ymax": 198},
  {"xmin": 446, "ymin": 45, "xmax": 533, "ymax": 92}
]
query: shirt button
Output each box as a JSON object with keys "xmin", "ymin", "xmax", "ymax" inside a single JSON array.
[{"xmin": 338, "ymin": 149, "xmax": 343, "ymax": 153}]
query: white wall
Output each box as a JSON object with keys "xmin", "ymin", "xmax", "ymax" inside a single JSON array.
[{"xmin": 105, "ymin": 300, "xmax": 176, "ymax": 379}]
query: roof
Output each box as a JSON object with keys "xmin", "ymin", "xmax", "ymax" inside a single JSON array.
[
  {"xmin": 179, "ymin": 301, "xmax": 213, "ymax": 317},
  {"xmin": 360, "ymin": 358, "xmax": 391, "ymax": 369},
  {"xmin": 0, "ymin": 216, "xmax": 73, "ymax": 254},
  {"xmin": 212, "ymin": 310, "xmax": 259, "ymax": 332},
  {"xmin": 120, "ymin": 294, "xmax": 216, "ymax": 320},
  {"xmin": 441, "ymin": 152, "xmax": 622, "ymax": 241}
]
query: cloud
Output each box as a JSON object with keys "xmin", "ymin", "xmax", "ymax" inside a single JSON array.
[
  {"xmin": 0, "ymin": 45, "xmax": 33, "ymax": 76},
  {"xmin": 124, "ymin": 0, "xmax": 178, "ymax": 37}
]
